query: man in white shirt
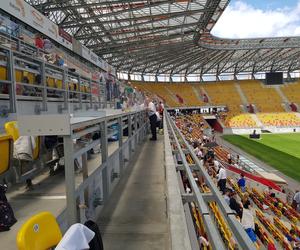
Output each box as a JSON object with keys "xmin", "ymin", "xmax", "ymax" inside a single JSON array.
[
  {"xmin": 217, "ymin": 166, "xmax": 227, "ymax": 194},
  {"xmin": 293, "ymin": 190, "xmax": 300, "ymax": 211},
  {"xmin": 145, "ymin": 97, "xmax": 157, "ymax": 141}
]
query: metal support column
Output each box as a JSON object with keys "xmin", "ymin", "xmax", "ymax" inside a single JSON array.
[
  {"xmin": 7, "ymin": 50, "xmax": 16, "ymax": 113},
  {"xmin": 118, "ymin": 117, "xmax": 124, "ymax": 174},
  {"xmin": 128, "ymin": 115, "xmax": 132, "ymax": 158},
  {"xmin": 63, "ymin": 135, "xmax": 77, "ymax": 226},
  {"xmin": 41, "ymin": 61, "xmax": 47, "ymax": 112},
  {"xmin": 101, "ymin": 120, "xmax": 109, "ymax": 202}
]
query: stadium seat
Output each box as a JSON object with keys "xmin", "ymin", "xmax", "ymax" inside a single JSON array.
[
  {"xmin": 239, "ymin": 80, "xmax": 285, "ymax": 112},
  {"xmin": 281, "ymin": 80, "xmax": 300, "ymax": 105},
  {"xmin": 0, "ymin": 134, "xmax": 12, "ymax": 175},
  {"xmin": 0, "ymin": 66, "xmax": 7, "ymax": 80},
  {"xmin": 5, "ymin": 121, "xmax": 20, "ymax": 141},
  {"xmin": 257, "ymin": 113, "xmax": 300, "ymax": 126},
  {"xmin": 5, "ymin": 121, "xmax": 40, "ymax": 160},
  {"xmin": 16, "ymin": 211, "xmax": 62, "ymax": 250}
]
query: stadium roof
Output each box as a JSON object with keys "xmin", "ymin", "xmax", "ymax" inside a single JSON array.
[{"xmin": 26, "ymin": 0, "xmax": 300, "ymax": 77}]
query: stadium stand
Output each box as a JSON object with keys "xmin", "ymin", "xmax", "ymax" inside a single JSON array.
[
  {"xmin": 281, "ymin": 80, "xmax": 300, "ymax": 106},
  {"xmin": 132, "ymin": 82, "xmax": 180, "ymax": 107},
  {"xmin": 239, "ymin": 80, "xmax": 285, "ymax": 112},
  {"xmin": 257, "ymin": 113, "xmax": 300, "ymax": 127},
  {"xmin": 175, "ymin": 114, "xmax": 300, "ymax": 250},
  {"xmin": 224, "ymin": 114, "xmax": 257, "ymax": 128},
  {"xmin": 1, "ymin": 0, "xmax": 300, "ymax": 249}
]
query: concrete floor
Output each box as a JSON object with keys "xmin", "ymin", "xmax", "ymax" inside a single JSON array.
[
  {"xmin": 0, "ymin": 140, "xmax": 125, "ymax": 250},
  {"xmin": 97, "ymin": 135, "xmax": 169, "ymax": 250}
]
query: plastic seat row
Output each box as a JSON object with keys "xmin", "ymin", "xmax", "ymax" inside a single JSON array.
[{"xmin": 0, "ymin": 121, "xmax": 40, "ymax": 178}]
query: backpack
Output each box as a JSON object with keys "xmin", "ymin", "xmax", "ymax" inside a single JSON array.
[
  {"xmin": 84, "ymin": 220, "xmax": 104, "ymax": 250},
  {"xmin": 0, "ymin": 185, "xmax": 17, "ymax": 232}
]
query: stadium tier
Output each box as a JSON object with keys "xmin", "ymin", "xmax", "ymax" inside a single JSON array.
[
  {"xmin": 2, "ymin": 0, "xmax": 300, "ymax": 249},
  {"xmin": 281, "ymin": 80, "xmax": 300, "ymax": 106},
  {"xmin": 257, "ymin": 113, "xmax": 300, "ymax": 127},
  {"xmin": 239, "ymin": 80, "xmax": 285, "ymax": 113},
  {"xmin": 225, "ymin": 114, "xmax": 258, "ymax": 128}
]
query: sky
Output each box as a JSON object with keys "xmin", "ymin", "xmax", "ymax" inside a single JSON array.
[{"xmin": 211, "ymin": 0, "xmax": 300, "ymax": 38}]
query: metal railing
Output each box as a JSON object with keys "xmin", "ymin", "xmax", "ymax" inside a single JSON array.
[{"xmin": 165, "ymin": 113, "xmax": 255, "ymax": 250}]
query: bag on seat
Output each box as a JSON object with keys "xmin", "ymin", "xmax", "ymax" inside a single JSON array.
[
  {"xmin": 84, "ymin": 220, "xmax": 104, "ymax": 250},
  {"xmin": 0, "ymin": 184, "xmax": 17, "ymax": 232}
]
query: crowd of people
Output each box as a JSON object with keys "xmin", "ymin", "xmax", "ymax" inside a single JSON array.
[{"xmin": 175, "ymin": 114, "xmax": 300, "ymax": 249}]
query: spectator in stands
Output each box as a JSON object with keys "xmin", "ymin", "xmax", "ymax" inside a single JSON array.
[
  {"xmin": 264, "ymin": 187, "xmax": 275, "ymax": 197},
  {"xmin": 224, "ymin": 189, "xmax": 231, "ymax": 205},
  {"xmin": 35, "ymin": 34, "xmax": 44, "ymax": 49},
  {"xmin": 146, "ymin": 97, "xmax": 157, "ymax": 141},
  {"xmin": 216, "ymin": 166, "xmax": 227, "ymax": 194},
  {"xmin": 236, "ymin": 154, "xmax": 240, "ymax": 164},
  {"xmin": 227, "ymin": 153, "xmax": 232, "ymax": 164},
  {"xmin": 237, "ymin": 174, "xmax": 246, "ymax": 193},
  {"xmin": 43, "ymin": 37, "xmax": 53, "ymax": 53},
  {"xmin": 229, "ymin": 191, "xmax": 243, "ymax": 218},
  {"xmin": 241, "ymin": 200, "xmax": 257, "ymax": 243},
  {"xmin": 292, "ymin": 190, "xmax": 300, "ymax": 212},
  {"xmin": 55, "ymin": 54, "xmax": 65, "ymax": 67},
  {"xmin": 286, "ymin": 229, "xmax": 300, "ymax": 249}
]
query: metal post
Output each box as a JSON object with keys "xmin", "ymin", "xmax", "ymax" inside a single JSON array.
[
  {"xmin": 62, "ymin": 69, "xmax": 68, "ymax": 111},
  {"xmin": 100, "ymin": 121, "xmax": 109, "ymax": 202},
  {"xmin": 41, "ymin": 61, "xmax": 47, "ymax": 111},
  {"xmin": 82, "ymin": 152, "xmax": 89, "ymax": 204},
  {"xmin": 78, "ymin": 76, "xmax": 82, "ymax": 110},
  {"xmin": 128, "ymin": 114, "xmax": 132, "ymax": 158},
  {"xmin": 63, "ymin": 135, "xmax": 77, "ymax": 226},
  {"xmin": 118, "ymin": 117, "xmax": 124, "ymax": 174},
  {"xmin": 7, "ymin": 50, "xmax": 16, "ymax": 113},
  {"xmin": 134, "ymin": 113, "xmax": 138, "ymax": 149}
]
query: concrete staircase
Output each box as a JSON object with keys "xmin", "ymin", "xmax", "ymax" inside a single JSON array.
[
  {"xmin": 234, "ymin": 82, "xmax": 248, "ymax": 105},
  {"xmin": 200, "ymin": 87, "xmax": 211, "ymax": 103},
  {"xmin": 274, "ymin": 86, "xmax": 290, "ymax": 111},
  {"xmin": 164, "ymin": 86, "xmax": 181, "ymax": 104},
  {"xmin": 192, "ymin": 85, "xmax": 203, "ymax": 103},
  {"xmin": 250, "ymin": 114, "xmax": 263, "ymax": 127}
]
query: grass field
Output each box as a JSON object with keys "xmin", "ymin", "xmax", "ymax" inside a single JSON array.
[{"xmin": 222, "ymin": 133, "xmax": 300, "ymax": 182}]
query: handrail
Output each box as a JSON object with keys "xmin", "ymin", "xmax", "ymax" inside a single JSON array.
[{"xmin": 165, "ymin": 112, "xmax": 255, "ymax": 250}]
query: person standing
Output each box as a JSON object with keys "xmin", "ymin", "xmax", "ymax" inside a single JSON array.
[
  {"xmin": 146, "ymin": 97, "xmax": 157, "ymax": 141},
  {"xmin": 237, "ymin": 173, "xmax": 246, "ymax": 192},
  {"xmin": 217, "ymin": 166, "xmax": 227, "ymax": 194},
  {"xmin": 292, "ymin": 190, "xmax": 300, "ymax": 211}
]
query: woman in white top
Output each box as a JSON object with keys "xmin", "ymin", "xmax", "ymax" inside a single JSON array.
[{"xmin": 241, "ymin": 200, "xmax": 257, "ymax": 243}]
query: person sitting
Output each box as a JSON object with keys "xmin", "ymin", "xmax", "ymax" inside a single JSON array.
[
  {"xmin": 224, "ymin": 189, "xmax": 231, "ymax": 205},
  {"xmin": 241, "ymin": 200, "xmax": 257, "ymax": 243},
  {"xmin": 229, "ymin": 191, "xmax": 243, "ymax": 218},
  {"xmin": 237, "ymin": 174, "xmax": 246, "ymax": 192},
  {"xmin": 285, "ymin": 229, "xmax": 300, "ymax": 249}
]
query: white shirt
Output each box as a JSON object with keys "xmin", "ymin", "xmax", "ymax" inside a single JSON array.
[
  {"xmin": 241, "ymin": 208, "xmax": 255, "ymax": 230},
  {"xmin": 294, "ymin": 192, "xmax": 300, "ymax": 204},
  {"xmin": 227, "ymin": 153, "xmax": 231, "ymax": 159},
  {"xmin": 217, "ymin": 167, "xmax": 227, "ymax": 181},
  {"xmin": 148, "ymin": 101, "xmax": 156, "ymax": 116},
  {"xmin": 214, "ymin": 160, "xmax": 220, "ymax": 169},
  {"xmin": 55, "ymin": 223, "xmax": 95, "ymax": 250}
]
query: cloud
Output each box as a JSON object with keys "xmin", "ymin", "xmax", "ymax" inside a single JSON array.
[{"xmin": 211, "ymin": 0, "xmax": 300, "ymax": 38}]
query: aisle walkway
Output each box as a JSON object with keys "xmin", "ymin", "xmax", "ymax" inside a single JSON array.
[{"xmin": 97, "ymin": 136, "xmax": 169, "ymax": 250}]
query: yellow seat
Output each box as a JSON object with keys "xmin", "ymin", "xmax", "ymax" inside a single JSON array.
[
  {"xmin": 0, "ymin": 134, "xmax": 12, "ymax": 175},
  {"xmin": 16, "ymin": 211, "xmax": 62, "ymax": 250},
  {"xmin": 4, "ymin": 121, "xmax": 20, "ymax": 141},
  {"xmin": 5, "ymin": 121, "xmax": 40, "ymax": 160}
]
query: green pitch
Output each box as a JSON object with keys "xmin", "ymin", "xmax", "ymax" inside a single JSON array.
[{"xmin": 222, "ymin": 133, "xmax": 300, "ymax": 182}]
